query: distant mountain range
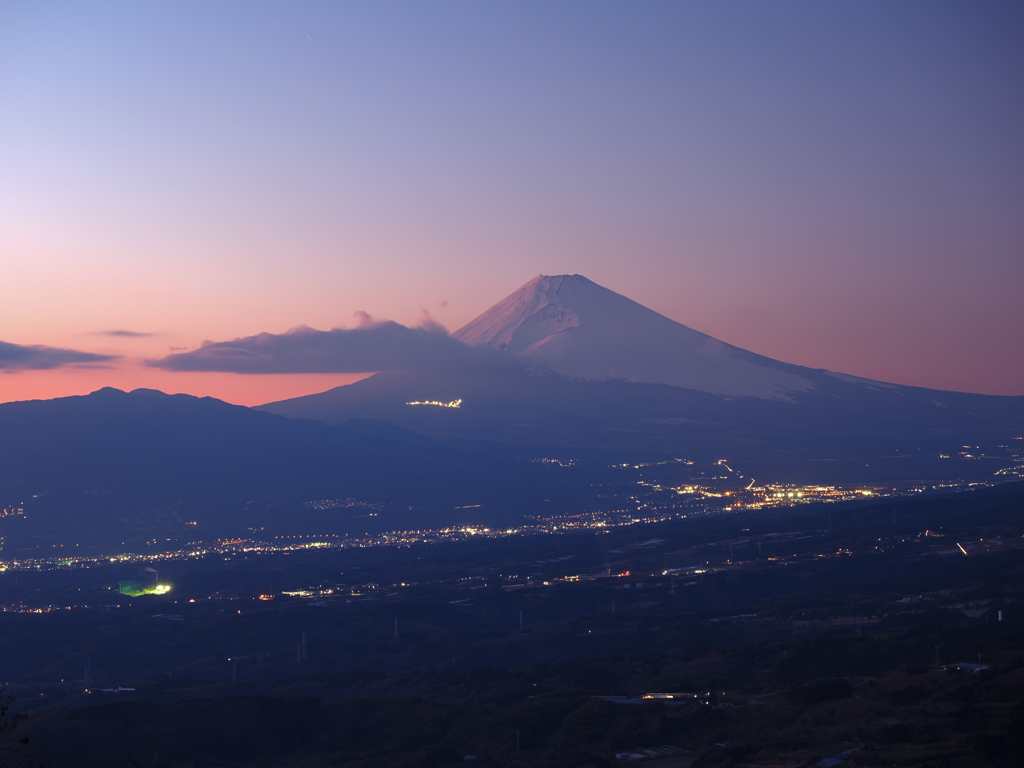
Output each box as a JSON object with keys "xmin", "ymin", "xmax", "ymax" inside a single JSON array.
[
  {"xmin": 2, "ymin": 275, "xmax": 1021, "ymax": 549},
  {"xmin": 0, "ymin": 388, "xmax": 548, "ymax": 549}
]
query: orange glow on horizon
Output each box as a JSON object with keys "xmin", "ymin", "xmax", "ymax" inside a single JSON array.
[{"xmin": 0, "ymin": 366, "xmax": 371, "ymax": 407}]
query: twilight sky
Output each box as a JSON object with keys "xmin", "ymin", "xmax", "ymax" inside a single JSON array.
[{"xmin": 2, "ymin": 1, "xmax": 1022, "ymax": 404}]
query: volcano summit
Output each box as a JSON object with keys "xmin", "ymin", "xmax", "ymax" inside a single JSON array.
[{"xmin": 453, "ymin": 274, "xmax": 815, "ymax": 400}]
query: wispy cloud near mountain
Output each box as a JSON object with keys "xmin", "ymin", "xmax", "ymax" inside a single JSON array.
[
  {"xmin": 93, "ymin": 330, "xmax": 157, "ymax": 338},
  {"xmin": 0, "ymin": 341, "xmax": 117, "ymax": 370},
  {"xmin": 147, "ymin": 317, "xmax": 499, "ymax": 374}
]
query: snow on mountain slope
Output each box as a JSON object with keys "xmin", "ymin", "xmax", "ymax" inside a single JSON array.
[{"xmin": 453, "ymin": 274, "xmax": 816, "ymax": 400}]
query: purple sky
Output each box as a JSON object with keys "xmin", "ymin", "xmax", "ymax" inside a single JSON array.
[{"xmin": 1, "ymin": 1, "xmax": 1022, "ymax": 404}]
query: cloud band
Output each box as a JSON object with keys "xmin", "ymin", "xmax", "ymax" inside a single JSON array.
[
  {"xmin": 0, "ymin": 341, "xmax": 117, "ymax": 370},
  {"xmin": 147, "ymin": 320, "xmax": 499, "ymax": 374}
]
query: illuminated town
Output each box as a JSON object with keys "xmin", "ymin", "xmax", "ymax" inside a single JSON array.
[
  {"xmin": 1, "ymin": 445, "xmax": 1020, "ymax": 594},
  {"xmin": 0, "ymin": 435, "xmax": 1020, "ymax": 621}
]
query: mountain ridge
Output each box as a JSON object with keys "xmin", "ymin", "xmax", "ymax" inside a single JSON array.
[{"xmin": 0, "ymin": 387, "xmax": 548, "ymax": 547}]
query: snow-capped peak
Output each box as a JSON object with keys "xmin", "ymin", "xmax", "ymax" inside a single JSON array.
[{"xmin": 454, "ymin": 274, "xmax": 815, "ymax": 400}]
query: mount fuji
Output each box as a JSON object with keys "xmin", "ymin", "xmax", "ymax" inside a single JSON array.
[
  {"xmin": 452, "ymin": 274, "xmax": 817, "ymax": 400},
  {"xmin": 260, "ymin": 274, "xmax": 1024, "ymax": 483}
]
